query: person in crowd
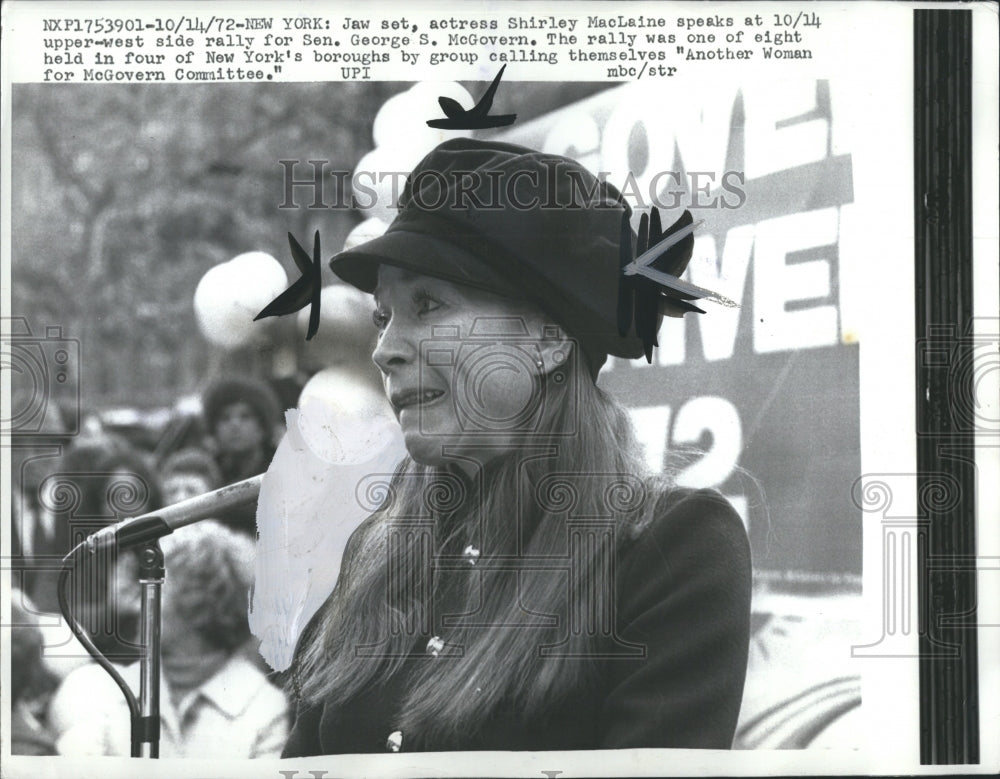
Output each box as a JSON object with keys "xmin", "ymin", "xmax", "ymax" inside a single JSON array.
[
  {"xmin": 202, "ymin": 376, "xmax": 283, "ymax": 484},
  {"xmin": 280, "ymin": 139, "xmax": 752, "ymax": 755},
  {"xmin": 48, "ymin": 521, "xmax": 289, "ymax": 758},
  {"xmin": 29, "ymin": 437, "xmax": 161, "ymax": 662},
  {"xmin": 9, "ymin": 590, "xmax": 60, "ymax": 755},
  {"xmin": 201, "ymin": 376, "xmax": 284, "ymax": 535},
  {"xmin": 158, "ymin": 445, "xmax": 280, "ymax": 676},
  {"xmin": 158, "ymin": 447, "xmax": 223, "ymax": 506},
  {"xmin": 11, "ymin": 473, "xmax": 49, "ymax": 613}
]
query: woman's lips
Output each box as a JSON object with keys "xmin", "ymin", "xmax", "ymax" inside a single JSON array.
[{"xmin": 391, "ymin": 388, "xmax": 446, "ymax": 412}]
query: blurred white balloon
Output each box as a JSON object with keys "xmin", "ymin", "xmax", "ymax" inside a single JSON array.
[
  {"xmin": 295, "ymin": 283, "xmax": 368, "ymax": 333},
  {"xmin": 297, "ymin": 284, "xmax": 375, "ymax": 370},
  {"xmin": 371, "ymin": 89, "xmax": 416, "ymax": 149},
  {"xmin": 250, "ymin": 367, "xmax": 405, "ymax": 671},
  {"xmin": 194, "ymin": 252, "xmax": 287, "ymax": 349},
  {"xmin": 372, "ymin": 82, "xmax": 474, "ymax": 149},
  {"xmin": 297, "ymin": 368, "xmax": 399, "ymax": 464}
]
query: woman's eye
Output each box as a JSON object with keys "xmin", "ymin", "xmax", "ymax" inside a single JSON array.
[
  {"xmin": 415, "ymin": 295, "xmax": 443, "ymax": 315},
  {"xmin": 372, "ymin": 308, "xmax": 390, "ymax": 330}
]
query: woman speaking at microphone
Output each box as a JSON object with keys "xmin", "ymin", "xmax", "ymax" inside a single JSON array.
[{"xmin": 282, "ymin": 139, "xmax": 751, "ymax": 754}]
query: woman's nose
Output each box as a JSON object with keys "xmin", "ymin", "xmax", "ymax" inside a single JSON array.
[{"xmin": 372, "ymin": 319, "xmax": 415, "ymax": 373}]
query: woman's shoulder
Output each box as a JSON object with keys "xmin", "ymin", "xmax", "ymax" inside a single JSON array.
[
  {"xmin": 47, "ymin": 662, "xmax": 129, "ymax": 747},
  {"xmin": 628, "ymin": 486, "xmax": 748, "ymax": 550},
  {"xmin": 616, "ymin": 487, "xmax": 752, "ymax": 611},
  {"xmin": 601, "ymin": 487, "xmax": 753, "ymax": 749},
  {"xmin": 50, "ymin": 661, "xmax": 129, "ymax": 714},
  {"xmin": 218, "ymin": 654, "xmax": 290, "ymax": 708}
]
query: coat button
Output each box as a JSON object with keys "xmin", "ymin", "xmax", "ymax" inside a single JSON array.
[
  {"xmin": 426, "ymin": 636, "xmax": 445, "ymax": 657},
  {"xmin": 386, "ymin": 730, "xmax": 403, "ymax": 752},
  {"xmin": 463, "ymin": 544, "xmax": 480, "ymax": 565}
]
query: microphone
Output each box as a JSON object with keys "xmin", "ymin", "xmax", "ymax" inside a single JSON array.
[{"xmin": 84, "ymin": 474, "xmax": 263, "ymax": 551}]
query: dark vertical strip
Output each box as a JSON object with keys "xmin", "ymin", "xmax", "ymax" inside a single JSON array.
[{"xmin": 914, "ymin": 9, "xmax": 978, "ymax": 765}]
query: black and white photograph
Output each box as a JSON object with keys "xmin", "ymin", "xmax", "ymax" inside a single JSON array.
[{"xmin": 2, "ymin": 1, "xmax": 997, "ymax": 777}]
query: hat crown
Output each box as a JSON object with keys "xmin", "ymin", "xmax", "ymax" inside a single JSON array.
[{"xmin": 399, "ymin": 138, "xmax": 624, "ymax": 215}]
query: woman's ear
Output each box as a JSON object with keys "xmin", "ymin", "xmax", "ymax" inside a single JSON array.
[{"xmin": 535, "ymin": 322, "xmax": 575, "ymax": 376}]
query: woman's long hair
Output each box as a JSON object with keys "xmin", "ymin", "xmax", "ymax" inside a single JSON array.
[{"xmin": 293, "ymin": 348, "xmax": 667, "ymax": 743}]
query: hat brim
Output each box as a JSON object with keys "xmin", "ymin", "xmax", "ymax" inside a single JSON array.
[
  {"xmin": 330, "ymin": 228, "xmax": 525, "ymax": 300},
  {"xmin": 331, "ymin": 224, "xmax": 647, "ymax": 374}
]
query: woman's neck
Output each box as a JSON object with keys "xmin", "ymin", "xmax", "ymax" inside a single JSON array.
[
  {"xmin": 219, "ymin": 447, "xmax": 265, "ymax": 480},
  {"xmin": 163, "ymin": 646, "xmax": 230, "ymax": 707}
]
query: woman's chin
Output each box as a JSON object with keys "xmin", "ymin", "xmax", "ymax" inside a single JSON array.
[
  {"xmin": 402, "ymin": 431, "xmax": 517, "ymax": 474},
  {"xmin": 402, "ymin": 430, "xmax": 450, "ymax": 466}
]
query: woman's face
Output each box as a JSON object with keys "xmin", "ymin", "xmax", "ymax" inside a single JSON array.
[
  {"xmin": 214, "ymin": 401, "xmax": 265, "ymax": 455},
  {"xmin": 162, "ymin": 473, "xmax": 214, "ymax": 505},
  {"xmin": 372, "ymin": 265, "xmax": 565, "ymax": 467},
  {"xmin": 159, "ymin": 582, "xmax": 227, "ymax": 688}
]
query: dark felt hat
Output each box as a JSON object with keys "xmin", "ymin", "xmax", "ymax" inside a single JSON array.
[{"xmin": 330, "ymin": 138, "xmax": 645, "ymax": 378}]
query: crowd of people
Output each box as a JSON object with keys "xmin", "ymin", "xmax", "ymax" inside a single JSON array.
[{"xmin": 9, "ymin": 375, "xmax": 290, "ymax": 757}]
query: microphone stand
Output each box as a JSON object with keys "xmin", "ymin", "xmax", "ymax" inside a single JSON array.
[
  {"xmin": 57, "ymin": 474, "xmax": 263, "ymax": 759},
  {"xmin": 136, "ymin": 541, "xmax": 164, "ymax": 758}
]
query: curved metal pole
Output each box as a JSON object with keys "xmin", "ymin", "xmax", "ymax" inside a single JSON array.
[{"xmin": 57, "ymin": 551, "xmax": 141, "ymax": 757}]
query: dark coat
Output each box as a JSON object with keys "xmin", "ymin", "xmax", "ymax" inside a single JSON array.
[{"xmin": 282, "ymin": 488, "xmax": 752, "ymax": 755}]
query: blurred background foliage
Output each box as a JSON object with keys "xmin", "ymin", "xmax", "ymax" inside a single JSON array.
[{"xmin": 12, "ymin": 82, "xmax": 609, "ymax": 413}]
